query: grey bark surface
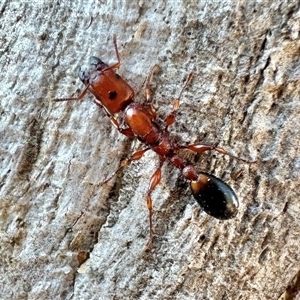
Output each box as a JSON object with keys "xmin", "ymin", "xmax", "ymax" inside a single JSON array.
[{"xmin": 0, "ymin": 1, "xmax": 299, "ymax": 300}]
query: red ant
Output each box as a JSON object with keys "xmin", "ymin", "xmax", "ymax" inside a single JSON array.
[{"xmin": 54, "ymin": 35, "xmax": 254, "ymax": 245}]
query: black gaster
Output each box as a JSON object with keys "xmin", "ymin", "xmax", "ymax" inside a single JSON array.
[{"xmin": 191, "ymin": 173, "xmax": 239, "ymax": 219}]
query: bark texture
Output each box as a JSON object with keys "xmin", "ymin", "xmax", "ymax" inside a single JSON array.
[{"xmin": 0, "ymin": 1, "xmax": 300, "ymax": 299}]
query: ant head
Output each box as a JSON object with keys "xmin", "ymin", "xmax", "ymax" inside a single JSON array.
[
  {"xmin": 190, "ymin": 173, "xmax": 239, "ymax": 220},
  {"xmin": 78, "ymin": 56, "xmax": 108, "ymax": 85}
]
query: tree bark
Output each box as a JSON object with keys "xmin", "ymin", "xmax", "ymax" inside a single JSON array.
[{"xmin": 0, "ymin": 1, "xmax": 299, "ymax": 299}]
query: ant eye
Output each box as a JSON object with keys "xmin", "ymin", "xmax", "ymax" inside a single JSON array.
[
  {"xmin": 89, "ymin": 56, "xmax": 102, "ymax": 66},
  {"xmin": 78, "ymin": 69, "xmax": 89, "ymax": 84},
  {"xmin": 89, "ymin": 56, "xmax": 108, "ymax": 71}
]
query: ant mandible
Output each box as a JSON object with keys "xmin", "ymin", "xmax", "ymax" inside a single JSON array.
[{"xmin": 54, "ymin": 35, "xmax": 254, "ymax": 245}]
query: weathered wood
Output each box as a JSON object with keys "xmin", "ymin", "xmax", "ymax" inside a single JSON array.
[{"xmin": 0, "ymin": 1, "xmax": 299, "ymax": 299}]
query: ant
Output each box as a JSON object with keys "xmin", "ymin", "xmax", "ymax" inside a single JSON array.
[{"xmin": 54, "ymin": 35, "xmax": 254, "ymax": 246}]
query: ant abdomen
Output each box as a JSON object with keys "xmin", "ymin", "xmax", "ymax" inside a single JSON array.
[{"xmin": 190, "ymin": 173, "xmax": 239, "ymax": 219}]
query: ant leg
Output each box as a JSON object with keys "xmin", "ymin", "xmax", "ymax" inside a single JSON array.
[
  {"xmin": 179, "ymin": 143, "xmax": 256, "ymax": 163},
  {"xmin": 165, "ymin": 72, "xmax": 193, "ymax": 129},
  {"xmin": 54, "ymin": 84, "xmax": 91, "ymax": 102},
  {"xmin": 102, "ymin": 148, "xmax": 150, "ymax": 184},
  {"xmin": 143, "ymin": 64, "xmax": 160, "ymax": 119},
  {"xmin": 146, "ymin": 157, "xmax": 165, "ymax": 247},
  {"xmin": 93, "ymin": 99, "xmax": 135, "ymax": 138},
  {"xmin": 109, "ymin": 115, "xmax": 135, "ymax": 137}
]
